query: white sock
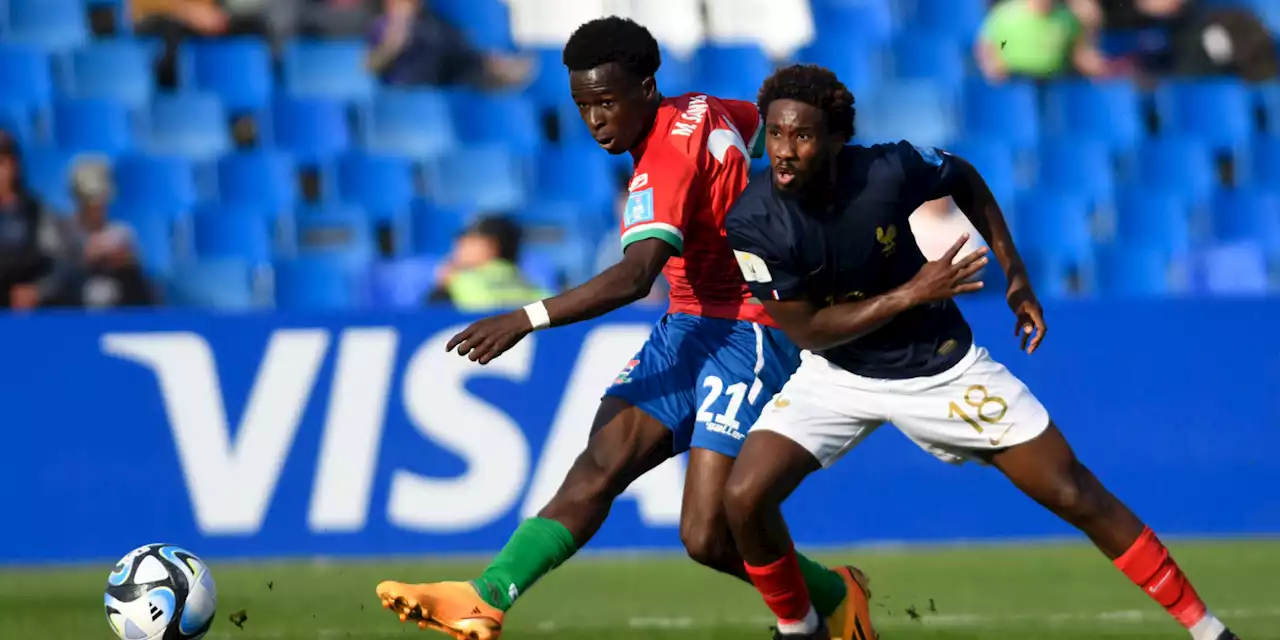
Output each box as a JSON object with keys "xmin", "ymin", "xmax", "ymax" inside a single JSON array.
[
  {"xmin": 776, "ymin": 606, "xmax": 818, "ymax": 635},
  {"xmin": 1189, "ymin": 611, "xmax": 1226, "ymax": 640}
]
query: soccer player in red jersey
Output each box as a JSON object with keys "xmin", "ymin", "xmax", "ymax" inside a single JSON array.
[{"xmin": 375, "ymin": 18, "xmax": 874, "ymax": 640}]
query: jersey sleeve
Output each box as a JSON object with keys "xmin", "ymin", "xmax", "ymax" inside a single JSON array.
[
  {"xmin": 897, "ymin": 140, "xmax": 963, "ymax": 208},
  {"xmin": 720, "ymin": 99, "xmax": 766, "ymax": 159},
  {"xmin": 620, "ymin": 144, "xmax": 697, "ymax": 254},
  {"xmin": 724, "ymin": 198, "xmax": 806, "ymax": 301}
]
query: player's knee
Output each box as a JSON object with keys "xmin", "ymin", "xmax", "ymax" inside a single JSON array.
[
  {"xmin": 1042, "ymin": 464, "xmax": 1106, "ymax": 521},
  {"xmin": 722, "ymin": 472, "xmax": 766, "ymax": 530},
  {"xmin": 680, "ymin": 520, "xmax": 735, "ymax": 570}
]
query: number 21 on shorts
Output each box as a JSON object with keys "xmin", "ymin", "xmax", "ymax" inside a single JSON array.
[{"xmin": 948, "ymin": 384, "xmax": 1012, "ymax": 446}]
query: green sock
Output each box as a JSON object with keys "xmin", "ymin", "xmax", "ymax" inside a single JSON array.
[
  {"xmin": 797, "ymin": 552, "xmax": 848, "ymax": 618},
  {"xmin": 470, "ymin": 518, "xmax": 578, "ymax": 611}
]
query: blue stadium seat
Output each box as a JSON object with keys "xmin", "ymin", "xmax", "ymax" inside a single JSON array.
[
  {"xmin": 114, "ymin": 154, "xmax": 197, "ymax": 214},
  {"xmin": 0, "ymin": 44, "xmax": 52, "ymax": 109},
  {"xmin": 1014, "ymin": 190, "xmax": 1093, "ymax": 259},
  {"xmin": 1155, "ymin": 79, "xmax": 1252, "ymax": 149},
  {"xmin": 67, "ymin": 41, "xmax": 152, "ymax": 110},
  {"xmin": 1094, "ymin": 246, "xmax": 1181, "ymax": 296},
  {"xmin": 1249, "ymin": 136, "xmax": 1280, "ymax": 186},
  {"xmin": 337, "ymin": 152, "xmax": 415, "ymax": 222},
  {"xmin": 186, "ymin": 39, "xmax": 273, "ymax": 113},
  {"xmin": 294, "ymin": 204, "xmax": 375, "ymax": 261},
  {"xmin": 364, "ymin": 89, "xmax": 456, "ymax": 160},
  {"xmin": 431, "ymin": 0, "xmax": 513, "ymax": 50},
  {"xmin": 1193, "ymin": 242, "xmax": 1269, "ymax": 295},
  {"xmin": 1043, "ymin": 80, "xmax": 1143, "ymax": 149},
  {"xmin": 54, "ymin": 98, "xmax": 132, "ymax": 155},
  {"xmin": 1211, "ymin": 187, "xmax": 1280, "ymax": 251},
  {"xmin": 168, "ymin": 259, "xmax": 260, "ymax": 309},
  {"xmin": 148, "ymin": 93, "xmax": 229, "ymax": 161},
  {"xmin": 217, "ymin": 150, "xmax": 298, "ymax": 216},
  {"xmin": 283, "ymin": 40, "xmax": 374, "ymax": 104},
  {"xmin": 424, "ymin": 144, "xmax": 526, "ymax": 212},
  {"xmin": 891, "ymin": 34, "xmax": 965, "ymax": 90},
  {"xmin": 656, "ymin": 48, "xmax": 695, "ymax": 97},
  {"xmin": 7, "ymin": 0, "xmax": 87, "ymax": 52},
  {"xmin": 524, "ymin": 48, "xmax": 568, "ymax": 107},
  {"xmin": 1115, "ymin": 189, "xmax": 1193, "ymax": 253},
  {"xmin": 272, "ymin": 97, "xmax": 350, "ymax": 164},
  {"xmin": 517, "ymin": 201, "xmax": 606, "ymax": 244},
  {"xmin": 535, "ymin": 146, "xmax": 615, "ymax": 211},
  {"xmin": 411, "ymin": 199, "xmax": 469, "ymax": 256},
  {"xmin": 797, "ymin": 39, "xmax": 876, "ymax": 94},
  {"xmin": 695, "ymin": 45, "xmax": 773, "ymax": 101},
  {"xmin": 369, "ymin": 256, "xmax": 440, "ymax": 309},
  {"xmin": 1021, "ymin": 251, "xmax": 1077, "ymax": 300},
  {"xmin": 455, "ymin": 92, "xmax": 542, "ymax": 151},
  {"xmin": 809, "ymin": 0, "xmax": 894, "ymax": 47},
  {"xmin": 1133, "ymin": 137, "xmax": 1216, "ymax": 201},
  {"xmin": 273, "ymin": 254, "xmax": 367, "ymax": 310},
  {"xmin": 113, "ymin": 208, "xmax": 175, "ymax": 275},
  {"xmin": 22, "ymin": 146, "xmax": 73, "ymax": 212},
  {"xmin": 946, "ymin": 139, "xmax": 1015, "ymax": 207},
  {"xmin": 962, "ymin": 81, "xmax": 1038, "ymax": 150},
  {"xmin": 1036, "ymin": 138, "xmax": 1115, "ymax": 206},
  {"xmin": 192, "ymin": 207, "xmax": 274, "ymax": 263},
  {"xmin": 909, "ymin": 0, "xmax": 985, "ymax": 41},
  {"xmin": 858, "ymin": 81, "xmax": 956, "ymax": 148}
]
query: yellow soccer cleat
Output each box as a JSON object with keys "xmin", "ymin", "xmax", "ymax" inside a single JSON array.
[
  {"xmin": 825, "ymin": 566, "xmax": 877, "ymax": 640},
  {"xmin": 376, "ymin": 580, "xmax": 504, "ymax": 640}
]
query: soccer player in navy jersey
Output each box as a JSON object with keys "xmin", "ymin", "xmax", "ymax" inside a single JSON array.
[{"xmin": 721, "ymin": 64, "xmax": 1239, "ymax": 640}]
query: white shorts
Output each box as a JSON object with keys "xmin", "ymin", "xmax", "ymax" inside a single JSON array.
[{"xmin": 752, "ymin": 345, "xmax": 1051, "ymax": 467}]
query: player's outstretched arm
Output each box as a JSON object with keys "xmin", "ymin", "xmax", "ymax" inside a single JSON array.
[
  {"xmin": 446, "ymin": 238, "xmax": 674, "ymax": 364},
  {"xmin": 763, "ymin": 236, "xmax": 988, "ymax": 352},
  {"xmin": 946, "ymin": 154, "xmax": 1047, "ymax": 354}
]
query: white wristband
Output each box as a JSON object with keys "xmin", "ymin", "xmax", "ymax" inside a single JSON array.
[{"xmin": 523, "ymin": 301, "xmax": 551, "ymax": 330}]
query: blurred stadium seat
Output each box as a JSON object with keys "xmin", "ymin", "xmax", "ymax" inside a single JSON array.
[
  {"xmin": 67, "ymin": 41, "xmax": 153, "ymax": 110},
  {"xmin": 363, "ymin": 89, "xmax": 457, "ymax": 160},
  {"xmin": 186, "ymin": 39, "xmax": 273, "ymax": 113},
  {"xmin": 147, "ymin": 93, "xmax": 230, "ymax": 161},
  {"xmin": 273, "ymin": 253, "xmax": 367, "ymax": 310}
]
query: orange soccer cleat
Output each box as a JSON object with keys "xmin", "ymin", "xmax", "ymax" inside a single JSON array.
[
  {"xmin": 376, "ymin": 580, "xmax": 504, "ymax": 640},
  {"xmin": 825, "ymin": 566, "xmax": 878, "ymax": 640}
]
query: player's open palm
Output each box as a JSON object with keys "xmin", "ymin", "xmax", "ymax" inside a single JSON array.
[
  {"xmin": 905, "ymin": 234, "xmax": 988, "ymax": 305},
  {"xmin": 446, "ymin": 310, "xmax": 532, "ymax": 365}
]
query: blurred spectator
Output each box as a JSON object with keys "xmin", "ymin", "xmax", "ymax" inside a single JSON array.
[
  {"xmin": 977, "ymin": 0, "xmax": 1113, "ymax": 82},
  {"xmin": 427, "ymin": 216, "xmax": 550, "ymax": 311},
  {"xmin": 43, "ymin": 158, "xmax": 157, "ymax": 309},
  {"xmin": 299, "ymin": 0, "xmax": 380, "ymax": 39},
  {"xmin": 365, "ymin": 0, "xmax": 531, "ymax": 88},
  {"xmin": 0, "ymin": 135, "xmax": 54, "ymax": 311},
  {"xmin": 909, "ymin": 197, "xmax": 990, "ymax": 282},
  {"xmin": 1093, "ymin": 0, "xmax": 1276, "ymax": 81},
  {"xmin": 594, "ymin": 188, "xmax": 668, "ymax": 306},
  {"xmin": 134, "ymin": 0, "xmax": 269, "ymax": 87}
]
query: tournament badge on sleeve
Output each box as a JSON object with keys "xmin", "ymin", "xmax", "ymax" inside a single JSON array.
[{"xmin": 614, "ymin": 359, "xmax": 640, "ymax": 385}]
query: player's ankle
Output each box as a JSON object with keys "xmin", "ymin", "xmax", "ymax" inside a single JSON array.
[
  {"xmin": 776, "ymin": 606, "xmax": 819, "ymax": 635},
  {"xmin": 1188, "ymin": 612, "xmax": 1226, "ymax": 640},
  {"xmin": 469, "ymin": 578, "xmax": 511, "ymax": 611}
]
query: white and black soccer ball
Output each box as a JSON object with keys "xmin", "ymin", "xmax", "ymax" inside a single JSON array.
[{"xmin": 104, "ymin": 543, "xmax": 218, "ymax": 640}]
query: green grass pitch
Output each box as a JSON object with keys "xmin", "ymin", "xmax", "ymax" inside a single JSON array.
[{"xmin": 4, "ymin": 539, "xmax": 1278, "ymax": 640}]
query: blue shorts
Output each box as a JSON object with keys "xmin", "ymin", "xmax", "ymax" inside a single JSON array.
[{"xmin": 604, "ymin": 313, "xmax": 801, "ymax": 458}]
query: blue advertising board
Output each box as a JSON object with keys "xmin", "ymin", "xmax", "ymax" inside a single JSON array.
[{"xmin": 1, "ymin": 299, "xmax": 1277, "ymax": 564}]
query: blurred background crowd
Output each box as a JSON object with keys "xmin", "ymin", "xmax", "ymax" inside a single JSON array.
[{"xmin": 0, "ymin": 0, "xmax": 1278, "ymax": 313}]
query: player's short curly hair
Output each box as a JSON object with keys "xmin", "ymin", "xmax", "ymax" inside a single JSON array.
[
  {"xmin": 562, "ymin": 16, "xmax": 661, "ymax": 79},
  {"xmin": 757, "ymin": 64, "xmax": 856, "ymax": 142}
]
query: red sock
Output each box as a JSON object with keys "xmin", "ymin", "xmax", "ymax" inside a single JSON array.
[
  {"xmin": 744, "ymin": 548, "xmax": 813, "ymax": 625},
  {"xmin": 1113, "ymin": 527, "xmax": 1207, "ymax": 628}
]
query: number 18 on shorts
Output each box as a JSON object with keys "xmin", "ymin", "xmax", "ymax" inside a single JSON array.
[{"xmin": 752, "ymin": 345, "xmax": 1051, "ymax": 466}]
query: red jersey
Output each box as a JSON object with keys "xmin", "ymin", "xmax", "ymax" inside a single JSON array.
[{"xmin": 620, "ymin": 93, "xmax": 772, "ymax": 326}]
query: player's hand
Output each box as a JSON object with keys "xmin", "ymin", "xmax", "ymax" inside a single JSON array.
[
  {"xmin": 446, "ymin": 310, "xmax": 534, "ymax": 365},
  {"xmin": 1006, "ymin": 272, "xmax": 1046, "ymax": 354},
  {"xmin": 904, "ymin": 234, "xmax": 988, "ymax": 305}
]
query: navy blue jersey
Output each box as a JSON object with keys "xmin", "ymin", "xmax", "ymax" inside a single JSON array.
[{"xmin": 725, "ymin": 141, "xmax": 974, "ymax": 379}]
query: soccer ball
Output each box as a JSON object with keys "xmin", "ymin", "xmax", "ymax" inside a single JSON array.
[{"xmin": 103, "ymin": 544, "xmax": 218, "ymax": 640}]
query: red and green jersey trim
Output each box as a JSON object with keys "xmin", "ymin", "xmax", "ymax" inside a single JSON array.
[{"xmin": 620, "ymin": 222, "xmax": 684, "ymax": 254}]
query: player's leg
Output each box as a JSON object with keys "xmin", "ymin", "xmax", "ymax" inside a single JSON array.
[
  {"xmin": 377, "ymin": 397, "xmax": 674, "ymax": 639},
  {"xmin": 723, "ymin": 352, "xmax": 884, "ymax": 639},
  {"xmin": 989, "ymin": 426, "xmax": 1237, "ymax": 640},
  {"xmin": 894, "ymin": 347, "xmax": 1236, "ymax": 640}
]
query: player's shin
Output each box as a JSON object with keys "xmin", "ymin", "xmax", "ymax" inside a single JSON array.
[
  {"xmin": 745, "ymin": 545, "xmax": 820, "ymax": 635},
  {"xmin": 470, "ymin": 517, "xmax": 578, "ymax": 611},
  {"xmin": 1113, "ymin": 527, "xmax": 1228, "ymax": 640}
]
